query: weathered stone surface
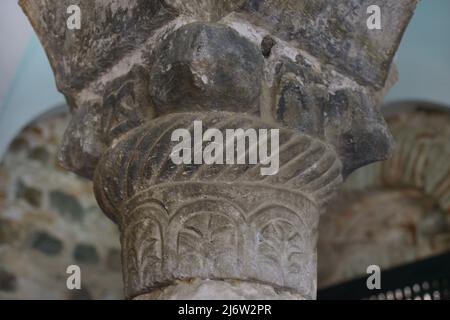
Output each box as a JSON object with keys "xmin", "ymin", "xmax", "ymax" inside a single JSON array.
[
  {"xmin": 165, "ymin": 0, "xmax": 246, "ymax": 22},
  {"xmin": 0, "ymin": 110, "xmax": 123, "ymax": 300},
  {"xmin": 0, "ymin": 269, "xmax": 17, "ymax": 292},
  {"xmin": 275, "ymin": 80, "xmax": 327, "ymax": 138},
  {"xmin": 19, "ymin": 0, "xmax": 179, "ymax": 96},
  {"xmin": 94, "ymin": 112, "xmax": 341, "ymax": 298},
  {"xmin": 106, "ymin": 248, "xmax": 122, "ymax": 272},
  {"xmin": 318, "ymin": 105, "xmax": 450, "ymax": 288},
  {"xmin": 150, "ymin": 23, "xmax": 263, "ymax": 115},
  {"xmin": 19, "ymin": 0, "xmax": 418, "ymax": 179},
  {"xmin": 28, "ymin": 146, "xmax": 50, "ymax": 164},
  {"xmin": 16, "ymin": 180, "xmax": 42, "ymax": 208},
  {"xmin": 135, "ymin": 279, "xmax": 304, "ymax": 300},
  {"xmin": 56, "ymin": 103, "xmax": 108, "ymax": 179},
  {"xmin": 270, "ymin": 57, "xmax": 394, "ymax": 177},
  {"xmin": 9, "ymin": 137, "xmax": 29, "ymax": 153},
  {"xmin": 323, "ymin": 88, "xmax": 393, "ymax": 176},
  {"xmin": 0, "ymin": 218, "xmax": 22, "ymax": 245},
  {"xmin": 67, "ymin": 287, "xmax": 93, "ymax": 300},
  {"xmin": 260, "ymin": 35, "xmax": 276, "ymax": 58},
  {"xmin": 20, "ymin": 0, "xmax": 417, "ymax": 299},
  {"xmin": 241, "ymin": 0, "xmax": 418, "ymax": 89},
  {"xmin": 49, "ymin": 190, "xmax": 84, "ymax": 222},
  {"xmin": 31, "ymin": 231, "xmax": 64, "ymax": 256},
  {"xmin": 74, "ymin": 244, "xmax": 100, "ymax": 264},
  {"xmin": 57, "ymin": 65, "xmax": 156, "ymax": 178}
]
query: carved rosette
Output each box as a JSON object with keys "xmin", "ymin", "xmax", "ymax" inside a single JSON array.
[{"xmin": 94, "ymin": 112, "xmax": 342, "ymax": 299}]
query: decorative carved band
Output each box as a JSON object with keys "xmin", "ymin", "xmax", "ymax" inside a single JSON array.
[
  {"xmin": 119, "ymin": 183, "xmax": 317, "ymax": 298},
  {"xmin": 93, "ymin": 112, "xmax": 342, "ymax": 299},
  {"xmin": 94, "ymin": 112, "xmax": 342, "ymax": 219}
]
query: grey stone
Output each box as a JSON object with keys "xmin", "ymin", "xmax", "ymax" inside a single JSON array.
[
  {"xmin": 56, "ymin": 103, "xmax": 107, "ymax": 179},
  {"xmin": 323, "ymin": 89, "xmax": 393, "ymax": 176},
  {"xmin": 136, "ymin": 279, "xmax": 304, "ymax": 300},
  {"xmin": 31, "ymin": 231, "xmax": 63, "ymax": 256},
  {"xmin": 165, "ymin": 0, "xmax": 246, "ymax": 22},
  {"xmin": 150, "ymin": 22, "xmax": 263, "ymax": 115},
  {"xmin": 28, "ymin": 146, "xmax": 50, "ymax": 164},
  {"xmin": 57, "ymin": 66, "xmax": 155, "ymax": 179},
  {"xmin": 273, "ymin": 58, "xmax": 394, "ymax": 177},
  {"xmin": 0, "ymin": 218, "xmax": 21, "ymax": 245},
  {"xmin": 67, "ymin": 287, "xmax": 92, "ymax": 300},
  {"xmin": 73, "ymin": 244, "xmax": 100, "ymax": 264},
  {"xmin": 49, "ymin": 191, "xmax": 84, "ymax": 222},
  {"xmin": 106, "ymin": 248, "xmax": 122, "ymax": 272},
  {"xmin": 0, "ymin": 110, "xmax": 124, "ymax": 300},
  {"xmin": 8, "ymin": 137, "xmax": 29, "ymax": 153},
  {"xmin": 0, "ymin": 269, "xmax": 17, "ymax": 292},
  {"xmin": 19, "ymin": 0, "xmax": 178, "ymax": 97},
  {"xmin": 261, "ymin": 35, "xmax": 276, "ymax": 58},
  {"xmin": 94, "ymin": 112, "xmax": 341, "ymax": 298},
  {"xmin": 19, "ymin": 0, "xmax": 418, "ymax": 180},
  {"xmin": 16, "ymin": 180, "xmax": 42, "ymax": 208},
  {"xmin": 242, "ymin": 0, "xmax": 418, "ymax": 89},
  {"xmin": 276, "ymin": 80, "xmax": 326, "ymax": 138},
  {"xmin": 20, "ymin": 0, "xmax": 418, "ymax": 300}
]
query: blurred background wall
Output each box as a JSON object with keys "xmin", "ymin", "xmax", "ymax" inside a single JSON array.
[
  {"xmin": 318, "ymin": 104, "xmax": 450, "ymax": 292},
  {"xmin": 0, "ymin": 108, "xmax": 123, "ymax": 299}
]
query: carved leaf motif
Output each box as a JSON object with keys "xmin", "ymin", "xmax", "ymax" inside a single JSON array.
[
  {"xmin": 125, "ymin": 218, "xmax": 163, "ymax": 292},
  {"xmin": 258, "ymin": 220, "xmax": 304, "ymax": 283},
  {"xmin": 177, "ymin": 212, "xmax": 237, "ymax": 272}
]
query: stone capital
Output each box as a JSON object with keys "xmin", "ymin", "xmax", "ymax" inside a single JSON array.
[{"xmin": 20, "ymin": 0, "xmax": 418, "ymax": 299}]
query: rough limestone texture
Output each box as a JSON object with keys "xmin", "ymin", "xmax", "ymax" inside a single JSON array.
[
  {"xmin": 149, "ymin": 23, "xmax": 264, "ymax": 115},
  {"xmin": 318, "ymin": 105, "xmax": 450, "ymax": 289},
  {"xmin": 0, "ymin": 109, "xmax": 123, "ymax": 299},
  {"xmin": 20, "ymin": 0, "xmax": 417, "ymax": 299},
  {"xmin": 134, "ymin": 279, "xmax": 304, "ymax": 300},
  {"xmin": 94, "ymin": 111, "xmax": 342, "ymax": 299}
]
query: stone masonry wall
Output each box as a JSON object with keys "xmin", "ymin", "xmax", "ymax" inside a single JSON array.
[
  {"xmin": 318, "ymin": 107, "xmax": 450, "ymax": 289},
  {"xmin": 0, "ymin": 108, "xmax": 123, "ymax": 299}
]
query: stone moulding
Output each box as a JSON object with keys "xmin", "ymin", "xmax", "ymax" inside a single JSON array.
[{"xmin": 94, "ymin": 112, "xmax": 342, "ymax": 299}]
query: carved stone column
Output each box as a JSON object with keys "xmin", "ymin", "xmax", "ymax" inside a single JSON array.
[{"xmin": 20, "ymin": 0, "xmax": 417, "ymax": 299}]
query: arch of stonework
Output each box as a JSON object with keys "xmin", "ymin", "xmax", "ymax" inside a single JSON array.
[
  {"xmin": 318, "ymin": 102, "xmax": 450, "ymax": 289},
  {"xmin": 0, "ymin": 107, "xmax": 122, "ymax": 299}
]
